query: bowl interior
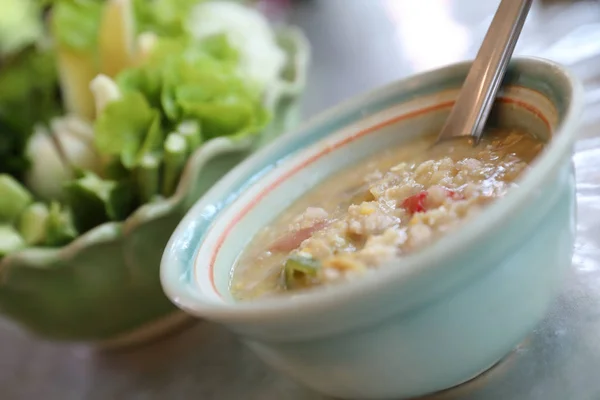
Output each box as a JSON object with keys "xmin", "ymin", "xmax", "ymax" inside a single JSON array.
[
  {"xmin": 202, "ymin": 87, "xmax": 559, "ymax": 300},
  {"xmin": 162, "ymin": 57, "xmax": 580, "ymax": 312}
]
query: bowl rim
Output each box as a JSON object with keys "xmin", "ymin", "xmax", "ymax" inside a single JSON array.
[{"xmin": 161, "ymin": 56, "xmax": 584, "ymax": 323}]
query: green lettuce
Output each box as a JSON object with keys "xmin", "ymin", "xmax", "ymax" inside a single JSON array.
[
  {"xmin": 50, "ymin": 0, "xmax": 104, "ymax": 51},
  {"xmin": 132, "ymin": 0, "xmax": 207, "ymax": 37},
  {"xmin": 97, "ymin": 33, "xmax": 268, "ymax": 170},
  {"xmin": 94, "ymin": 91, "xmax": 163, "ymax": 169}
]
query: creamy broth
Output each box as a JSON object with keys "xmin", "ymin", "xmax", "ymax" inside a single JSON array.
[{"xmin": 231, "ymin": 129, "xmax": 544, "ymax": 301}]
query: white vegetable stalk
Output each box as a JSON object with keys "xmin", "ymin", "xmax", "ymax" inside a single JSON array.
[
  {"xmin": 90, "ymin": 74, "xmax": 122, "ymax": 117},
  {"xmin": 99, "ymin": 0, "xmax": 136, "ymax": 77},
  {"xmin": 136, "ymin": 32, "xmax": 158, "ymax": 65},
  {"xmin": 54, "ymin": 46, "xmax": 98, "ymax": 121},
  {"xmin": 25, "ymin": 116, "xmax": 101, "ymax": 201}
]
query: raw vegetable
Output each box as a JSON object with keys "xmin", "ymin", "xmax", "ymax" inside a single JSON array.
[
  {"xmin": 0, "ymin": 225, "xmax": 25, "ymax": 257},
  {"xmin": 135, "ymin": 153, "xmax": 161, "ymax": 203},
  {"xmin": 50, "ymin": 0, "xmax": 104, "ymax": 52},
  {"xmin": 99, "ymin": 0, "xmax": 136, "ymax": 77},
  {"xmin": 283, "ymin": 254, "xmax": 321, "ymax": 290},
  {"xmin": 133, "ymin": 0, "xmax": 203, "ymax": 37},
  {"xmin": 0, "ymin": 0, "xmax": 43, "ymax": 55},
  {"xmin": 94, "ymin": 90, "xmax": 160, "ymax": 169},
  {"xmin": 111, "ymin": 33, "xmax": 269, "ymax": 140},
  {"xmin": 0, "ymin": 175, "xmax": 33, "ymax": 222},
  {"xmin": 90, "ymin": 74, "xmax": 122, "ymax": 116},
  {"xmin": 162, "ymin": 132, "xmax": 188, "ymax": 196},
  {"xmin": 176, "ymin": 120, "xmax": 202, "ymax": 150},
  {"xmin": 187, "ymin": 1, "xmax": 286, "ymax": 93},
  {"xmin": 18, "ymin": 203, "xmax": 50, "ymax": 245},
  {"xmin": 63, "ymin": 171, "xmax": 135, "ymax": 233},
  {"xmin": 0, "ymin": 0, "xmax": 292, "ymax": 259},
  {"xmin": 44, "ymin": 202, "xmax": 78, "ymax": 247},
  {"xmin": 24, "ymin": 117, "xmax": 101, "ymax": 200},
  {"xmin": 51, "ymin": 0, "xmax": 104, "ymax": 119}
]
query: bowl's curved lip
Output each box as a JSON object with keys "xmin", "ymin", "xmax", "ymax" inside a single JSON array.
[
  {"xmin": 161, "ymin": 56, "xmax": 584, "ymax": 322},
  {"xmin": 0, "ymin": 26, "xmax": 310, "ymax": 271}
]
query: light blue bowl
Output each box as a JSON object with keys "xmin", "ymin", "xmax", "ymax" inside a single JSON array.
[{"xmin": 161, "ymin": 57, "xmax": 583, "ymax": 399}]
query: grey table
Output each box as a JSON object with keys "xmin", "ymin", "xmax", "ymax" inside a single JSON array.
[{"xmin": 3, "ymin": 0, "xmax": 600, "ymax": 399}]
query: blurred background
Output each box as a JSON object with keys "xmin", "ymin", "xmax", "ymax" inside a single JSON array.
[
  {"xmin": 2, "ymin": 0, "xmax": 600, "ymax": 399},
  {"xmin": 283, "ymin": 0, "xmax": 600, "ymax": 137}
]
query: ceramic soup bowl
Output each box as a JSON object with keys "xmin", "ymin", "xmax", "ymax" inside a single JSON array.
[{"xmin": 161, "ymin": 57, "xmax": 583, "ymax": 399}]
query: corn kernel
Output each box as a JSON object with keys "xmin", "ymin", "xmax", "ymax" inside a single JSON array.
[{"xmin": 359, "ymin": 204, "xmax": 375, "ymax": 215}]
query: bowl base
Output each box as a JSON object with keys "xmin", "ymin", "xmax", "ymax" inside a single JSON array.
[
  {"xmin": 95, "ymin": 311, "xmax": 196, "ymax": 351},
  {"xmin": 419, "ymin": 337, "xmax": 529, "ymax": 399}
]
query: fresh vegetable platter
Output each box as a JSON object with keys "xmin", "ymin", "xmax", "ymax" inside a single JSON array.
[{"xmin": 0, "ymin": 0, "xmax": 309, "ymax": 343}]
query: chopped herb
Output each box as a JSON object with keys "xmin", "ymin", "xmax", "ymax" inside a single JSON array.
[{"xmin": 283, "ymin": 254, "xmax": 321, "ymax": 290}]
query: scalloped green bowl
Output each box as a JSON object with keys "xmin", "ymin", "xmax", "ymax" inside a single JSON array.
[{"xmin": 0, "ymin": 27, "xmax": 309, "ymax": 345}]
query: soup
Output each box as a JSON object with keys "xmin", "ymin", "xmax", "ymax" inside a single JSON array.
[{"xmin": 231, "ymin": 129, "xmax": 545, "ymax": 300}]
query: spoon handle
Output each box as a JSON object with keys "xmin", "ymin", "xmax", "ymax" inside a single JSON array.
[{"xmin": 437, "ymin": 0, "xmax": 533, "ymax": 144}]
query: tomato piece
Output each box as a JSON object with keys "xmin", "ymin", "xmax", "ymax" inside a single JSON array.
[
  {"xmin": 401, "ymin": 189, "xmax": 464, "ymax": 214},
  {"xmin": 401, "ymin": 191, "xmax": 428, "ymax": 214},
  {"xmin": 269, "ymin": 221, "xmax": 327, "ymax": 252}
]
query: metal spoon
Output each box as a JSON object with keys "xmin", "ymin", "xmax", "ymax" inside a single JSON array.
[{"xmin": 436, "ymin": 0, "xmax": 533, "ymax": 145}]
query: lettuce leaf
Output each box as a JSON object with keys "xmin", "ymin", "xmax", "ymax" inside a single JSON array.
[
  {"xmin": 50, "ymin": 0, "xmax": 104, "ymax": 51},
  {"xmin": 116, "ymin": 62, "xmax": 163, "ymax": 108},
  {"xmin": 94, "ymin": 90, "xmax": 163, "ymax": 169},
  {"xmin": 132, "ymin": 0, "xmax": 207, "ymax": 37},
  {"xmin": 97, "ymin": 32, "xmax": 268, "ymax": 174}
]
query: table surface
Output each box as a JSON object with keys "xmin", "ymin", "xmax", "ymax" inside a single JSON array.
[{"xmin": 3, "ymin": 0, "xmax": 600, "ymax": 399}]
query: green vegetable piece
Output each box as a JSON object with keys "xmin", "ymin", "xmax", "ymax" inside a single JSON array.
[
  {"xmin": 94, "ymin": 91, "xmax": 157, "ymax": 169},
  {"xmin": 0, "ymin": 225, "xmax": 25, "ymax": 257},
  {"xmin": 0, "ymin": 48, "xmax": 60, "ymax": 178},
  {"xmin": 18, "ymin": 202, "xmax": 49, "ymax": 246},
  {"xmin": 176, "ymin": 120, "xmax": 202, "ymax": 150},
  {"xmin": 159, "ymin": 46, "xmax": 270, "ymax": 138},
  {"xmin": 178, "ymin": 94, "xmax": 256, "ymax": 138},
  {"xmin": 51, "ymin": 0, "xmax": 103, "ymax": 51},
  {"xmin": 136, "ymin": 153, "xmax": 161, "ymax": 204},
  {"xmin": 0, "ymin": 0, "xmax": 43, "ymax": 55},
  {"xmin": 161, "ymin": 132, "xmax": 188, "ymax": 197},
  {"xmin": 44, "ymin": 202, "xmax": 78, "ymax": 247},
  {"xmin": 117, "ymin": 64, "xmax": 163, "ymax": 108},
  {"xmin": 198, "ymin": 33, "xmax": 240, "ymax": 65},
  {"xmin": 139, "ymin": 112, "xmax": 164, "ymax": 158},
  {"xmin": 0, "ymin": 174, "xmax": 33, "ymax": 222},
  {"xmin": 132, "ymin": 0, "xmax": 202, "ymax": 37},
  {"xmin": 63, "ymin": 171, "xmax": 135, "ymax": 233},
  {"xmin": 283, "ymin": 254, "xmax": 321, "ymax": 290},
  {"xmin": 103, "ymin": 157, "xmax": 129, "ymax": 180}
]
